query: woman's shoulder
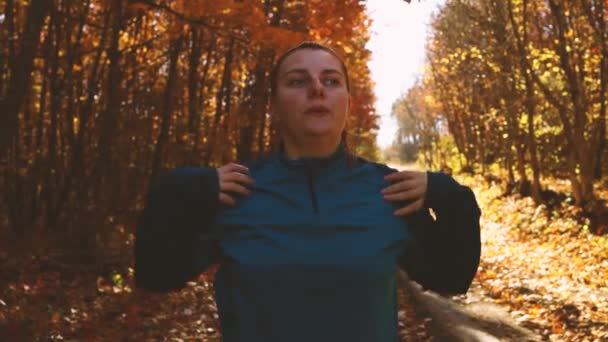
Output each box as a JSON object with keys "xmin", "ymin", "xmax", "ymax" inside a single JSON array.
[
  {"xmin": 347, "ymin": 154, "xmax": 398, "ymax": 176},
  {"xmin": 146, "ymin": 167, "xmax": 219, "ymax": 200},
  {"xmin": 156, "ymin": 166, "xmax": 216, "ymax": 184}
]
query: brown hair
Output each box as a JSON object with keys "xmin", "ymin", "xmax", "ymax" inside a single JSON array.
[{"xmin": 269, "ymin": 41, "xmax": 351, "ymax": 98}]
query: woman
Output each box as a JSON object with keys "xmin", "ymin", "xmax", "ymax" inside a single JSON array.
[{"xmin": 135, "ymin": 41, "xmax": 481, "ymax": 342}]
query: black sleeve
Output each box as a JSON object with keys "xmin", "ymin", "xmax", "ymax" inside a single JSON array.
[
  {"xmin": 134, "ymin": 167, "xmax": 221, "ymax": 292},
  {"xmin": 400, "ymin": 171, "xmax": 481, "ymax": 295}
]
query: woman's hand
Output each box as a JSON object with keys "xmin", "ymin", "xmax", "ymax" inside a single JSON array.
[
  {"xmin": 217, "ymin": 163, "xmax": 254, "ymax": 206},
  {"xmin": 382, "ymin": 170, "xmax": 428, "ymax": 216}
]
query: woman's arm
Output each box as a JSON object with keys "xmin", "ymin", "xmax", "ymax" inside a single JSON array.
[
  {"xmin": 135, "ymin": 167, "xmax": 221, "ymax": 292},
  {"xmin": 401, "ymin": 171, "xmax": 481, "ymax": 295}
]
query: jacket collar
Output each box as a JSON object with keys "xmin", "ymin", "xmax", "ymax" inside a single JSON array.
[{"xmin": 276, "ymin": 143, "xmax": 347, "ymax": 170}]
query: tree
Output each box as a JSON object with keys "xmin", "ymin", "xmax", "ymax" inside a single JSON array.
[
  {"xmin": 395, "ymin": 0, "xmax": 607, "ymax": 209},
  {"xmin": 0, "ymin": 0, "xmax": 380, "ymax": 239}
]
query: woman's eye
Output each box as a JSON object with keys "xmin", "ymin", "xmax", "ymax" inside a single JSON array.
[
  {"xmin": 323, "ymin": 78, "xmax": 341, "ymax": 86},
  {"xmin": 287, "ymin": 78, "xmax": 306, "ymax": 86}
]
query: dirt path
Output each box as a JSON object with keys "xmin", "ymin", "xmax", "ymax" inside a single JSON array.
[
  {"xmin": 387, "ymin": 164, "xmax": 608, "ymax": 341},
  {"xmin": 451, "ymin": 176, "xmax": 608, "ymax": 342}
]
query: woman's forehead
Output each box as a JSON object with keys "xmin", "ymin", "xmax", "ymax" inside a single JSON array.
[{"xmin": 279, "ymin": 49, "xmax": 344, "ymax": 75}]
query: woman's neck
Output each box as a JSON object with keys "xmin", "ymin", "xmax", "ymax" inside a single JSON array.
[{"xmin": 282, "ymin": 136, "xmax": 341, "ymax": 160}]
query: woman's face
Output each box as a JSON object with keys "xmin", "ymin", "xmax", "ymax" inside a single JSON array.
[{"xmin": 272, "ymin": 49, "xmax": 349, "ymax": 142}]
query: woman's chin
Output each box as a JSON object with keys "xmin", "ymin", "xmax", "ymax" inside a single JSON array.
[{"xmin": 301, "ymin": 125, "xmax": 335, "ymax": 137}]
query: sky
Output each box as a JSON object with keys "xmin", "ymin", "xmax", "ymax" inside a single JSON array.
[{"xmin": 365, "ymin": 0, "xmax": 444, "ymax": 149}]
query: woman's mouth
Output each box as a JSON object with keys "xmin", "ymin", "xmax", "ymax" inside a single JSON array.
[{"xmin": 305, "ymin": 105, "xmax": 331, "ymax": 116}]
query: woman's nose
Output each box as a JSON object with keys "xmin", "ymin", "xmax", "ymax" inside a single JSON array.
[{"xmin": 308, "ymin": 78, "xmax": 325, "ymax": 98}]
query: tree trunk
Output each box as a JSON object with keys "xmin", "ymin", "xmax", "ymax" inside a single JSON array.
[
  {"xmin": 506, "ymin": 152, "xmax": 515, "ymax": 186},
  {"xmin": 31, "ymin": 63, "xmax": 49, "ymax": 228},
  {"xmin": 526, "ymin": 93, "xmax": 542, "ymax": 202},
  {"xmin": 581, "ymin": 0, "xmax": 607, "ymax": 180},
  {"xmin": 186, "ymin": 27, "xmax": 203, "ymax": 164},
  {"xmin": 548, "ymin": 0, "xmax": 596, "ymax": 206},
  {"xmin": 238, "ymin": 50, "xmax": 271, "ymax": 162},
  {"xmin": 96, "ymin": 0, "xmax": 124, "ymax": 200},
  {"xmin": 50, "ymin": 0, "xmax": 120, "ymax": 229},
  {"xmin": 44, "ymin": 7, "xmax": 62, "ymax": 229},
  {"xmin": 0, "ymin": 0, "xmax": 16, "ymax": 97},
  {"xmin": 494, "ymin": 0, "xmax": 533, "ymax": 196},
  {"xmin": 214, "ymin": 38, "xmax": 236, "ymax": 127},
  {"xmin": 197, "ymin": 38, "xmax": 216, "ymax": 165},
  {"xmin": 149, "ymin": 35, "xmax": 184, "ymax": 188},
  {"xmin": 209, "ymin": 38, "xmax": 235, "ymax": 162},
  {"xmin": 0, "ymin": 0, "xmax": 52, "ymax": 160},
  {"xmin": 62, "ymin": 0, "xmax": 91, "ymax": 150},
  {"xmin": 187, "ymin": 27, "xmax": 202, "ymax": 135},
  {"xmin": 508, "ymin": 0, "xmax": 541, "ymax": 201},
  {"xmin": 515, "ymin": 143, "xmax": 530, "ymax": 194},
  {"xmin": 52, "ymin": 5, "xmax": 112, "ymax": 231}
]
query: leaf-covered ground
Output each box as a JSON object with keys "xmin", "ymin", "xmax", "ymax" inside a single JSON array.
[
  {"xmin": 453, "ymin": 175, "xmax": 608, "ymax": 342},
  {"xmin": 0, "ymin": 252, "xmax": 431, "ymax": 341},
  {"xmin": 1, "ymin": 175, "xmax": 607, "ymax": 341}
]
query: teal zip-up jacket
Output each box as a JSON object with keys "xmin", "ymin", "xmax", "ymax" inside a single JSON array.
[{"xmin": 135, "ymin": 146, "xmax": 481, "ymax": 342}]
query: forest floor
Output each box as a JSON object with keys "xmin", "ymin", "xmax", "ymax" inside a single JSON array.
[
  {"xmin": 0, "ymin": 174, "xmax": 607, "ymax": 341},
  {"xmin": 451, "ymin": 174, "xmax": 608, "ymax": 342}
]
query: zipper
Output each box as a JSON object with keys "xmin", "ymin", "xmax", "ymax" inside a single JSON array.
[{"xmin": 306, "ymin": 167, "xmax": 319, "ymax": 214}]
